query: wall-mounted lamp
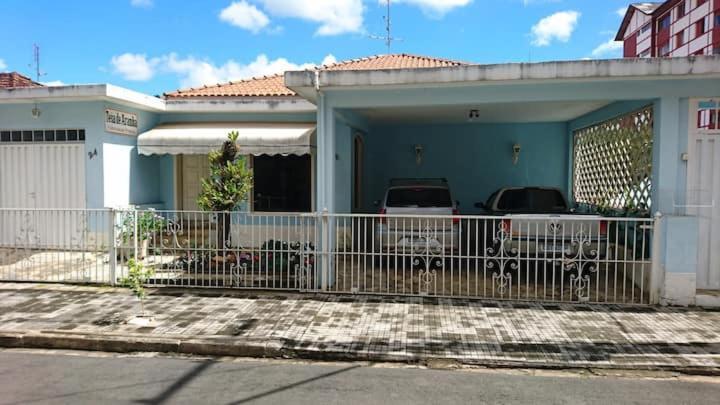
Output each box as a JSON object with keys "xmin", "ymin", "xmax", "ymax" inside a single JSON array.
[
  {"xmin": 467, "ymin": 109, "xmax": 480, "ymax": 123},
  {"xmin": 512, "ymin": 143, "xmax": 521, "ymax": 165},
  {"xmin": 31, "ymin": 103, "xmax": 41, "ymax": 119},
  {"xmin": 414, "ymin": 144, "xmax": 424, "ymax": 166},
  {"xmin": 88, "ymin": 149, "xmax": 98, "ymax": 160}
]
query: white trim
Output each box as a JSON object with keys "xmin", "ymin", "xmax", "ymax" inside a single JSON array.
[{"xmin": 0, "ymin": 84, "xmax": 316, "ymax": 113}]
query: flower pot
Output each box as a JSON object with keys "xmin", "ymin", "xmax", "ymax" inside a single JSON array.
[{"xmin": 118, "ymin": 239, "xmax": 150, "ymax": 260}]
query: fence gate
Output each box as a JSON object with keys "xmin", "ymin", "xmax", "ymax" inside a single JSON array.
[{"xmin": 687, "ymin": 99, "xmax": 720, "ymax": 291}]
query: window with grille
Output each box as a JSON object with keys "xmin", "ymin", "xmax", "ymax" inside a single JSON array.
[
  {"xmin": 572, "ymin": 106, "xmax": 653, "ymax": 214},
  {"xmin": 0, "ymin": 129, "xmax": 85, "ymax": 143}
]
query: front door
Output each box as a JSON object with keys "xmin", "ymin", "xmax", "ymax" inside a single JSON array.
[
  {"xmin": 181, "ymin": 155, "xmax": 210, "ymax": 212},
  {"xmin": 687, "ymin": 99, "xmax": 720, "ymax": 290}
]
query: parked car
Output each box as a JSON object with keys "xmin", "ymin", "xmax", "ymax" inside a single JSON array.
[
  {"xmin": 475, "ymin": 187, "xmax": 608, "ymax": 259},
  {"xmin": 374, "ymin": 178, "xmax": 461, "ymax": 255}
]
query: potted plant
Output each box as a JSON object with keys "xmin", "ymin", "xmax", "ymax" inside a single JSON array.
[
  {"xmin": 197, "ymin": 131, "xmax": 252, "ymax": 256},
  {"xmin": 117, "ymin": 209, "xmax": 167, "ymax": 260}
]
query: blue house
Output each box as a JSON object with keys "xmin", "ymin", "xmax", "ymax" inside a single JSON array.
[{"xmin": 1, "ymin": 54, "xmax": 720, "ymax": 306}]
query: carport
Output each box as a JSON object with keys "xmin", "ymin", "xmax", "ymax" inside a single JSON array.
[{"xmin": 284, "ymin": 57, "xmax": 720, "ymax": 304}]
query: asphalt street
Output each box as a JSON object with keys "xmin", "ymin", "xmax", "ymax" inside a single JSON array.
[{"xmin": 0, "ymin": 350, "xmax": 719, "ymax": 404}]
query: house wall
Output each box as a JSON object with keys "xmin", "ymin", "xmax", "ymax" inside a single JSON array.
[
  {"xmin": 0, "ymin": 101, "xmax": 161, "ymax": 209},
  {"xmin": 360, "ymin": 122, "xmax": 569, "ymax": 214}
]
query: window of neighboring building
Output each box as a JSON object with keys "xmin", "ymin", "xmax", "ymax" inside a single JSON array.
[
  {"xmin": 252, "ymin": 155, "xmax": 312, "ymax": 212},
  {"xmin": 676, "ymin": 30, "xmax": 686, "ymax": 48},
  {"xmin": 715, "ymin": 12, "xmax": 720, "ymax": 27},
  {"xmin": 677, "ymin": 3, "xmax": 686, "ymax": 18},
  {"xmin": 639, "ymin": 49, "xmax": 651, "ymax": 58},
  {"xmin": 696, "ymin": 18, "xmax": 706, "ymax": 37},
  {"xmin": 658, "ymin": 14, "xmax": 671, "ymax": 30},
  {"xmin": 640, "ymin": 23, "xmax": 652, "ymax": 34},
  {"xmin": 714, "ymin": 48, "xmax": 720, "ymax": 55}
]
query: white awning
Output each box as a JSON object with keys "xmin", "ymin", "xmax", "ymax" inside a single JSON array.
[{"xmin": 137, "ymin": 122, "xmax": 316, "ymax": 156}]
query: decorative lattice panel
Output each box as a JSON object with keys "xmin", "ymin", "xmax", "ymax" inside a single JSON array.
[{"xmin": 573, "ymin": 106, "xmax": 653, "ymax": 214}]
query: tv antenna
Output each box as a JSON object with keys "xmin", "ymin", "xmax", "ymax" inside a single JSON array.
[
  {"xmin": 29, "ymin": 44, "xmax": 46, "ymax": 82},
  {"xmin": 370, "ymin": 0, "xmax": 402, "ymax": 52}
]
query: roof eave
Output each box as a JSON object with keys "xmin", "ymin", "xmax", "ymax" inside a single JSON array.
[
  {"xmin": 0, "ymin": 84, "xmax": 166, "ymax": 111},
  {"xmin": 286, "ymin": 56, "xmax": 720, "ymax": 91}
]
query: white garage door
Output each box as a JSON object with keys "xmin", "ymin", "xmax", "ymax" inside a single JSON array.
[
  {"xmin": 687, "ymin": 99, "xmax": 720, "ymax": 291},
  {"xmin": 0, "ymin": 130, "xmax": 86, "ymax": 247}
]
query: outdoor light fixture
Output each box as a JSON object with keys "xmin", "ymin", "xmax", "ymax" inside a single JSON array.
[
  {"xmin": 415, "ymin": 144, "xmax": 424, "ymax": 165},
  {"xmin": 31, "ymin": 103, "xmax": 41, "ymax": 119},
  {"xmin": 512, "ymin": 143, "xmax": 521, "ymax": 165},
  {"xmin": 468, "ymin": 109, "xmax": 480, "ymax": 122}
]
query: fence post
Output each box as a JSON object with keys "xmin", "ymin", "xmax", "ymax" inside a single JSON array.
[
  {"xmin": 321, "ymin": 209, "xmax": 329, "ymax": 291},
  {"xmin": 650, "ymin": 212, "xmax": 665, "ymax": 304},
  {"xmin": 133, "ymin": 208, "xmax": 139, "ymax": 261},
  {"xmin": 108, "ymin": 208, "xmax": 117, "ymax": 286}
]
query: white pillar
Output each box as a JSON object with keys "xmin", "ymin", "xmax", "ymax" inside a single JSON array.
[{"xmin": 315, "ymin": 93, "xmax": 337, "ymax": 289}]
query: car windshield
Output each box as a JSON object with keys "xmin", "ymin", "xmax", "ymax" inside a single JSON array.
[
  {"xmin": 386, "ymin": 187, "xmax": 452, "ymax": 208},
  {"xmin": 496, "ymin": 189, "xmax": 568, "ymax": 213}
]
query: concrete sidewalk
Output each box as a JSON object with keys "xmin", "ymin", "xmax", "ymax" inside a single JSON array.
[{"xmin": 1, "ymin": 283, "xmax": 719, "ymax": 373}]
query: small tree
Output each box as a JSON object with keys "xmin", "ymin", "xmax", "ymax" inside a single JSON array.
[
  {"xmin": 197, "ymin": 131, "xmax": 253, "ymax": 252},
  {"xmin": 120, "ymin": 259, "xmax": 154, "ymax": 316}
]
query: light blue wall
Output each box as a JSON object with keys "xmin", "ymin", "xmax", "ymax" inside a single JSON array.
[
  {"xmin": 360, "ymin": 122, "xmax": 569, "ymax": 214},
  {"xmin": 0, "ymin": 101, "xmax": 162, "ymax": 209}
]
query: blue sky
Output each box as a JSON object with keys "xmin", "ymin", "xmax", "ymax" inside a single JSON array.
[{"xmin": 0, "ymin": 0, "xmax": 632, "ymax": 95}]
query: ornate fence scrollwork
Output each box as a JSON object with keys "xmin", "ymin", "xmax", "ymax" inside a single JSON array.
[
  {"xmin": 554, "ymin": 223, "xmax": 601, "ymax": 302},
  {"xmin": 408, "ymin": 223, "xmax": 442, "ymax": 296},
  {"xmin": 486, "ymin": 221, "xmax": 518, "ymax": 296}
]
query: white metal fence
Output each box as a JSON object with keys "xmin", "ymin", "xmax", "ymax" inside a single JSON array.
[{"xmin": 0, "ymin": 208, "xmax": 659, "ymax": 304}]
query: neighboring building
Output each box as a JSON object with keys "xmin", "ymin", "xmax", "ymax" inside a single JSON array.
[
  {"xmin": 617, "ymin": 0, "xmax": 720, "ymax": 57},
  {"xmin": 0, "ymin": 72, "xmax": 44, "ymax": 88}
]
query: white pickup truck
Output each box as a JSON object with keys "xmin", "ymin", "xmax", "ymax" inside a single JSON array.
[{"xmin": 475, "ymin": 187, "xmax": 608, "ymax": 259}]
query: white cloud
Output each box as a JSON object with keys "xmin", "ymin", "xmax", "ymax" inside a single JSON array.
[
  {"xmin": 591, "ymin": 38, "xmax": 623, "ymax": 58},
  {"xmin": 42, "ymin": 80, "xmax": 66, "ymax": 86},
  {"xmin": 388, "ymin": 0, "xmax": 472, "ymax": 17},
  {"xmin": 257, "ymin": 0, "xmax": 364, "ymax": 36},
  {"xmin": 110, "ymin": 52, "xmax": 335, "ymax": 87},
  {"xmin": 0, "ymin": 59, "xmax": 6, "ymax": 70},
  {"xmin": 130, "ymin": 0, "xmax": 153, "ymax": 8},
  {"xmin": 530, "ymin": 10, "xmax": 580, "ymax": 46},
  {"xmin": 110, "ymin": 53, "xmax": 161, "ymax": 81},
  {"xmin": 616, "ymin": 7, "xmax": 627, "ymax": 17},
  {"xmin": 220, "ymin": 1, "xmax": 270, "ymax": 33},
  {"xmin": 165, "ymin": 53, "xmax": 333, "ymax": 87}
]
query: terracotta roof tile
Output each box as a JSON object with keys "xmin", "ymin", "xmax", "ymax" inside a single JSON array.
[
  {"xmin": 0, "ymin": 72, "xmax": 44, "ymax": 88},
  {"xmin": 164, "ymin": 54, "xmax": 469, "ymax": 98}
]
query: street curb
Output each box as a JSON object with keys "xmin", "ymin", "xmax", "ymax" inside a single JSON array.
[{"xmin": 2, "ymin": 330, "xmax": 720, "ymax": 376}]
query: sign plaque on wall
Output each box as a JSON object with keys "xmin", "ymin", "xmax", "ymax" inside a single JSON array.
[{"xmin": 105, "ymin": 109, "xmax": 138, "ymax": 136}]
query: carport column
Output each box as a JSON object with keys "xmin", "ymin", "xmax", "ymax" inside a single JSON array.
[
  {"xmin": 652, "ymin": 97, "xmax": 697, "ymax": 305},
  {"xmin": 316, "ymin": 92, "xmax": 336, "ymax": 289}
]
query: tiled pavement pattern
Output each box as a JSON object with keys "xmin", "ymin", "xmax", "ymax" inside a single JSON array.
[{"xmin": 1, "ymin": 283, "xmax": 719, "ymax": 369}]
